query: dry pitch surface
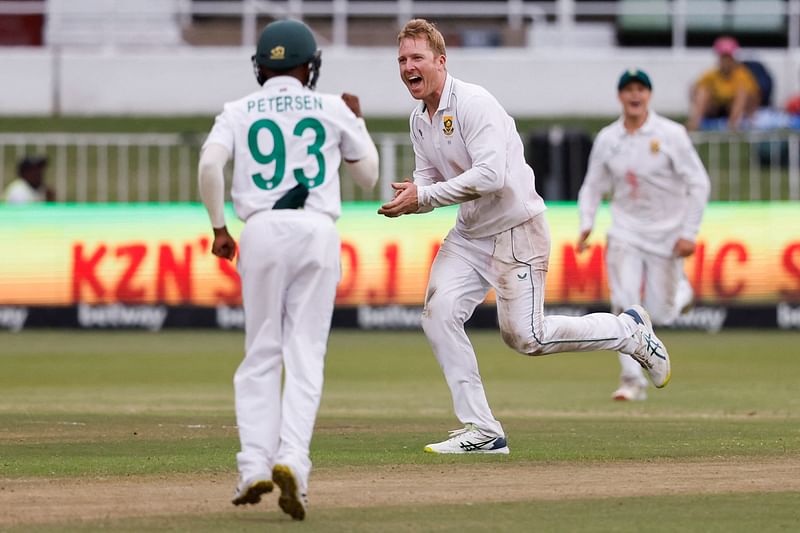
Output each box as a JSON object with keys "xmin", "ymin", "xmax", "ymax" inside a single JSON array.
[{"xmin": 2, "ymin": 458, "xmax": 799, "ymax": 526}]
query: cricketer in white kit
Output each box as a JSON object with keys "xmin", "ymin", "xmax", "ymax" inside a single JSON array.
[
  {"xmin": 577, "ymin": 69, "xmax": 710, "ymax": 401},
  {"xmin": 198, "ymin": 19, "xmax": 378, "ymax": 520},
  {"xmin": 379, "ymin": 19, "xmax": 672, "ymax": 455}
]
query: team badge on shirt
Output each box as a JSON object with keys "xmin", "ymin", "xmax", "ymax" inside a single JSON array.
[
  {"xmin": 442, "ymin": 116, "xmax": 454, "ymax": 136},
  {"xmin": 650, "ymin": 139, "xmax": 660, "ymax": 154}
]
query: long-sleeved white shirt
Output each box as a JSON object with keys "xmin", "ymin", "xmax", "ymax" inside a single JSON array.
[
  {"xmin": 411, "ymin": 75, "xmax": 545, "ymax": 239},
  {"xmin": 578, "ymin": 111, "xmax": 711, "ymax": 257},
  {"xmin": 201, "ymin": 76, "xmax": 377, "ymax": 225}
]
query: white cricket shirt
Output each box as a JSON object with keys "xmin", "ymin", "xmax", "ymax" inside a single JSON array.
[
  {"xmin": 411, "ymin": 75, "xmax": 545, "ymax": 239},
  {"xmin": 204, "ymin": 76, "xmax": 372, "ymax": 222},
  {"xmin": 3, "ymin": 179, "xmax": 46, "ymax": 204},
  {"xmin": 578, "ymin": 111, "xmax": 711, "ymax": 257}
]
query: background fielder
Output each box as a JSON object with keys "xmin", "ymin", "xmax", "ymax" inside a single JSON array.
[
  {"xmin": 577, "ymin": 69, "xmax": 710, "ymax": 401},
  {"xmin": 198, "ymin": 19, "xmax": 378, "ymax": 520},
  {"xmin": 379, "ymin": 19, "xmax": 672, "ymax": 455}
]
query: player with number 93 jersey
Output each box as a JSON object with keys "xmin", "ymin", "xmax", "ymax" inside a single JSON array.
[
  {"xmin": 204, "ymin": 77, "xmax": 372, "ymax": 221},
  {"xmin": 198, "ymin": 18, "xmax": 379, "ymax": 520}
]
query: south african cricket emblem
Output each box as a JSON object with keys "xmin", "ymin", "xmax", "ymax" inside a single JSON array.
[
  {"xmin": 650, "ymin": 139, "xmax": 660, "ymax": 154},
  {"xmin": 442, "ymin": 115, "xmax": 454, "ymax": 136},
  {"xmin": 270, "ymin": 45, "xmax": 285, "ymax": 60}
]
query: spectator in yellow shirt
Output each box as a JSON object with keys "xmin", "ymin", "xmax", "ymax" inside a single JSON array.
[{"xmin": 687, "ymin": 36, "xmax": 760, "ymax": 131}]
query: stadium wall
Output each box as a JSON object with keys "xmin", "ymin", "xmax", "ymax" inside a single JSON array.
[{"xmin": 4, "ymin": 47, "xmax": 800, "ymax": 116}]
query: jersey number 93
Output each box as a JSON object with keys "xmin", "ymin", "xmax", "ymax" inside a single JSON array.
[{"xmin": 247, "ymin": 117, "xmax": 326, "ymax": 190}]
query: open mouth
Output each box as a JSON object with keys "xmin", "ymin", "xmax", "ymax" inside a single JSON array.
[{"xmin": 407, "ymin": 75, "xmax": 423, "ymax": 90}]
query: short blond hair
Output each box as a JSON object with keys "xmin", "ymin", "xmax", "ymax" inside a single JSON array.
[{"xmin": 397, "ymin": 18, "xmax": 446, "ymax": 57}]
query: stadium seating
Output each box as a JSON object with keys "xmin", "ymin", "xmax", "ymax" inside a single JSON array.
[
  {"xmin": 617, "ymin": 0, "xmax": 788, "ymax": 47},
  {"xmin": 686, "ymin": 0, "xmax": 726, "ymax": 39},
  {"xmin": 731, "ymin": 0, "xmax": 786, "ymax": 41},
  {"xmin": 742, "ymin": 59, "xmax": 774, "ymax": 107},
  {"xmin": 44, "ymin": 0, "xmax": 183, "ymax": 46},
  {"xmin": 616, "ymin": 0, "xmax": 671, "ymax": 46}
]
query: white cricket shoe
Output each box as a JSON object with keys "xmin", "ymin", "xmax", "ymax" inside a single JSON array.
[
  {"xmin": 622, "ymin": 305, "xmax": 672, "ymax": 388},
  {"xmin": 272, "ymin": 464, "xmax": 308, "ymax": 521},
  {"xmin": 612, "ymin": 378, "xmax": 648, "ymax": 401},
  {"xmin": 424, "ymin": 423, "xmax": 510, "ymax": 454},
  {"xmin": 231, "ymin": 475, "xmax": 273, "ymax": 506}
]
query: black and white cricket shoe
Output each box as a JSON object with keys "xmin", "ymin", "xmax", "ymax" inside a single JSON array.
[
  {"xmin": 622, "ymin": 305, "xmax": 672, "ymax": 388},
  {"xmin": 424, "ymin": 424, "xmax": 510, "ymax": 454}
]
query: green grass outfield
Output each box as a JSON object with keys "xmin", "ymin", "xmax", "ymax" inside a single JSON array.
[{"xmin": 1, "ymin": 329, "xmax": 799, "ymax": 531}]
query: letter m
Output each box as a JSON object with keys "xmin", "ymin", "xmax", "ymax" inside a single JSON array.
[{"xmin": 560, "ymin": 244, "xmax": 604, "ymax": 302}]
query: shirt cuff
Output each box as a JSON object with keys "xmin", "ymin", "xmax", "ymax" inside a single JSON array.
[{"xmin": 417, "ymin": 184, "xmax": 430, "ymax": 208}]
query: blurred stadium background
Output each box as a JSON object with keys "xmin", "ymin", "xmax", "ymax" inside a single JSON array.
[{"xmin": 1, "ymin": 0, "xmax": 798, "ymax": 331}]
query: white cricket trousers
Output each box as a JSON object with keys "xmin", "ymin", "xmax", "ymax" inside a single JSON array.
[
  {"xmin": 234, "ymin": 210, "xmax": 339, "ymax": 489},
  {"xmin": 421, "ymin": 214, "xmax": 640, "ymax": 437},
  {"xmin": 605, "ymin": 238, "xmax": 684, "ymax": 383}
]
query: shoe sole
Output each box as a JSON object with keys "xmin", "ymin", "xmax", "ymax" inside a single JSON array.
[
  {"xmin": 272, "ymin": 464, "xmax": 306, "ymax": 520},
  {"xmin": 231, "ymin": 480, "xmax": 273, "ymax": 506},
  {"xmin": 423, "ymin": 445, "xmax": 510, "ymax": 455}
]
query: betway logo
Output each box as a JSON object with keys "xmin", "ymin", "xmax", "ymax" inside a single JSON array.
[
  {"xmin": 357, "ymin": 305, "xmax": 422, "ymax": 329},
  {"xmin": 216, "ymin": 305, "xmax": 245, "ymax": 329},
  {"xmin": 777, "ymin": 302, "xmax": 800, "ymax": 329},
  {"xmin": 669, "ymin": 306, "xmax": 727, "ymax": 333},
  {"xmin": 77, "ymin": 303, "xmax": 167, "ymax": 331},
  {"xmin": 0, "ymin": 306, "xmax": 28, "ymax": 332}
]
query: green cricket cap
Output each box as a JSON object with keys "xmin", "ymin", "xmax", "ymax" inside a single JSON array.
[
  {"xmin": 617, "ymin": 68, "xmax": 652, "ymax": 91},
  {"xmin": 254, "ymin": 19, "xmax": 318, "ymax": 70}
]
